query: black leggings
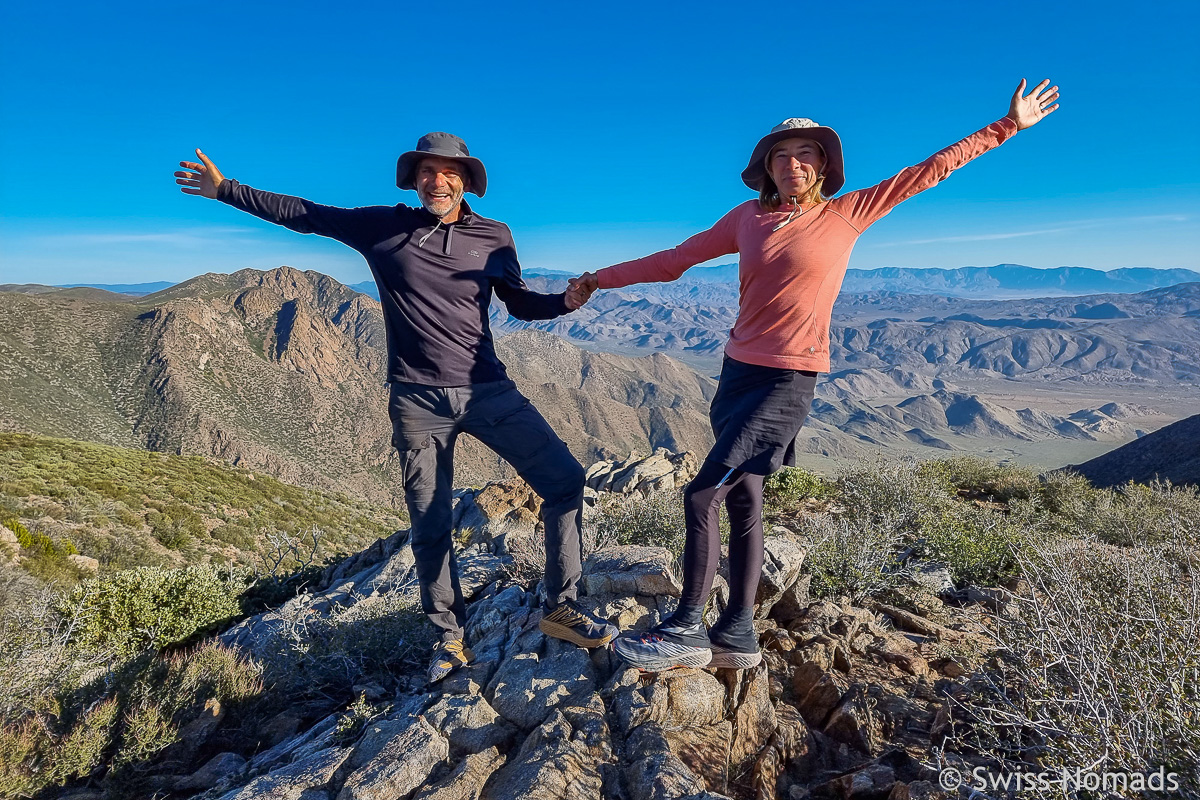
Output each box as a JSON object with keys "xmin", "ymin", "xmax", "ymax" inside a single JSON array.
[{"xmin": 680, "ymin": 459, "xmax": 765, "ymax": 612}]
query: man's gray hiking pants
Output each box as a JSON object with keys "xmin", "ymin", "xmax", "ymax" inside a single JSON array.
[{"xmin": 388, "ymin": 379, "xmax": 585, "ymax": 640}]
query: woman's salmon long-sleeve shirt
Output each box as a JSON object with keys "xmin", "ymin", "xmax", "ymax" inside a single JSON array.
[{"xmin": 596, "ymin": 117, "xmax": 1019, "ymax": 373}]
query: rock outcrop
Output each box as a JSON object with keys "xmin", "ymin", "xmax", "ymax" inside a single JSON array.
[
  {"xmin": 202, "ymin": 506, "xmax": 988, "ymax": 800},
  {"xmin": 585, "ymin": 449, "xmax": 700, "ymax": 497}
]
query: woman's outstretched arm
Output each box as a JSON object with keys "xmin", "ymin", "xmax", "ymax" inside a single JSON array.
[
  {"xmin": 565, "ymin": 206, "xmax": 744, "ymax": 309},
  {"xmin": 832, "ymin": 79, "xmax": 1060, "ymax": 232}
]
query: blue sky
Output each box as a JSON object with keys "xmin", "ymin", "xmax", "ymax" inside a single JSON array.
[{"xmin": 1, "ymin": 0, "xmax": 1197, "ymax": 286}]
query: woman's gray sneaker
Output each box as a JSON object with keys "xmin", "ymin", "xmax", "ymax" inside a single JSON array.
[
  {"xmin": 611, "ymin": 617, "xmax": 713, "ymax": 672},
  {"xmin": 706, "ymin": 616, "xmax": 761, "ymax": 669},
  {"xmin": 708, "ymin": 645, "xmax": 762, "ymax": 669}
]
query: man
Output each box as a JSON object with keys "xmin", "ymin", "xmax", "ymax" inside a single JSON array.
[{"xmin": 174, "ymin": 132, "xmax": 617, "ymax": 682}]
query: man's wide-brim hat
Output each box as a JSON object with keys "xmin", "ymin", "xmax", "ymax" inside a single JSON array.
[
  {"xmin": 741, "ymin": 118, "xmax": 844, "ymax": 196},
  {"xmin": 397, "ymin": 132, "xmax": 488, "ymax": 197}
]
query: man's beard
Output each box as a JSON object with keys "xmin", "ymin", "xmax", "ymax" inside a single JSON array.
[{"xmin": 420, "ymin": 186, "xmax": 464, "ymax": 219}]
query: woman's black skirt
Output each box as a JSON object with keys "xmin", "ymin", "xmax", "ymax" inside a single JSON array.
[{"xmin": 707, "ymin": 355, "xmax": 818, "ymax": 475}]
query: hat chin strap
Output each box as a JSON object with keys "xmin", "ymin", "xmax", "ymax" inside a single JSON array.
[
  {"xmin": 773, "ymin": 196, "xmax": 802, "ymax": 232},
  {"xmin": 771, "ymin": 172, "xmax": 824, "ymax": 232},
  {"xmin": 417, "ymin": 218, "xmax": 444, "ymax": 248},
  {"xmin": 417, "ymin": 186, "xmax": 465, "ymax": 247}
]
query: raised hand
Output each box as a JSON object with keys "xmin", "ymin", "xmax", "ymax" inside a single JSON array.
[
  {"xmin": 174, "ymin": 149, "xmax": 226, "ymax": 198},
  {"xmin": 1007, "ymin": 79, "xmax": 1060, "ymax": 131},
  {"xmin": 566, "ymin": 272, "xmax": 599, "ymax": 310}
]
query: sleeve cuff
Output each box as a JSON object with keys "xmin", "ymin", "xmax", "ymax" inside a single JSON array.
[
  {"xmin": 216, "ymin": 178, "xmax": 238, "ymax": 202},
  {"xmin": 596, "ymin": 267, "xmax": 618, "ymax": 290}
]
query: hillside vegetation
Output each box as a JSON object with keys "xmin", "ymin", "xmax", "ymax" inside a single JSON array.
[{"xmin": 0, "ymin": 432, "xmax": 406, "ymax": 606}]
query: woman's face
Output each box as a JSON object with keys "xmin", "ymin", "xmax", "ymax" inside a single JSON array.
[{"xmin": 768, "ymin": 138, "xmax": 825, "ymax": 201}]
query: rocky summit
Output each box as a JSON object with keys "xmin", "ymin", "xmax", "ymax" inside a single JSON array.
[
  {"xmin": 201, "ymin": 541, "xmax": 965, "ymax": 800},
  {"xmin": 158, "ymin": 461, "xmax": 990, "ymax": 800}
]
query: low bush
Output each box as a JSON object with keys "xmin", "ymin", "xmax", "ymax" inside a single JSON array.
[
  {"xmin": 1050, "ymin": 479, "xmax": 1200, "ymax": 548},
  {"xmin": 799, "ymin": 512, "xmax": 907, "ymax": 602},
  {"xmin": 0, "ymin": 698, "xmax": 118, "ymax": 798},
  {"xmin": 764, "ymin": 466, "xmax": 834, "ymax": 510},
  {"xmin": 335, "ymin": 693, "xmax": 383, "ymax": 745},
  {"xmin": 950, "ymin": 534, "xmax": 1200, "ymax": 796},
  {"xmin": 836, "ymin": 457, "xmax": 957, "ymax": 534},
  {"xmin": 58, "ymin": 564, "xmax": 251, "ymax": 657},
  {"xmin": 0, "ymin": 642, "xmax": 263, "ymax": 798},
  {"xmin": 589, "ymin": 489, "xmax": 688, "ymax": 557},
  {"xmin": 253, "ymin": 587, "xmax": 432, "ymax": 699},
  {"xmin": 918, "ymin": 500, "xmax": 1045, "ymax": 587},
  {"xmin": 1036, "ymin": 468, "xmax": 1097, "ymax": 514},
  {"xmin": 921, "ymin": 455, "xmax": 1042, "ymax": 502}
]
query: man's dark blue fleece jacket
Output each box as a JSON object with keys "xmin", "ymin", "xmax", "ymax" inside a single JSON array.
[{"xmin": 217, "ymin": 180, "xmax": 570, "ymax": 386}]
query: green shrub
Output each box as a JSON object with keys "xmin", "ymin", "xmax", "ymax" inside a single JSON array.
[
  {"xmin": 1051, "ymin": 479, "xmax": 1200, "ymax": 548},
  {"xmin": 589, "ymin": 489, "xmax": 688, "ymax": 557},
  {"xmin": 920, "ymin": 455, "xmax": 1042, "ymax": 502},
  {"xmin": 0, "ymin": 513, "xmax": 31, "ymax": 544},
  {"xmin": 836, "ymin": 457, "xmax": 957, "ymax": 533},
  {"xmin": 918, "ymin": 500, "xmax": 1043, "ymax": 587},
  {"xmin": 335, "ymin": 693, "xmax": 382, "ymax": 744},
  {"xmin": 764, "ymin": 467, "xmax": 834, "ymax": 510},
  {"xmin": 0, "ymin": 698, "xmax": 118, "ymax": 797},
  {"xmin": 255, "ymin": 588, "xmax": 431, "ymax": 698},
  {"xmin": 115, "ymin": 506, "xmax": 144, "ymax": 528},
  {"xmin": 59, "ymin": 565, "xmax": 251, "ymax": 656},
  {"xmin": 0, "ymin": 641, "xmax": 262, "ymax": 798},
  {"xmin": 20, "ymin": 530, "xmax": 77, "ymax": 561},
  {"xmin": 1037, "ymin": 468, "xmax": 1097, "ymax": 514},
  {"xmin": 147, "ymin": 504, "xmax": 206, "ymax": 549}
]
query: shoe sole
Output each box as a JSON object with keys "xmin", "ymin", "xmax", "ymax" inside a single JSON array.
[
  {"xmin": 708, "ymin": 650, "xmax": 762, "ymax": 669},
  {"xmin": 539, "ymin": 619, "xmax": 616, "ymax": 649},
  {"xmin": 611, "ymin": 641, "xmax": 713, "ymax": 672}
]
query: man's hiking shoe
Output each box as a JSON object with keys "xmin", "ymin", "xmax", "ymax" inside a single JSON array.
[
  {"xmin": 539, "ymin": 600, "xmax": 619, "ymax": 648},
  {"xmin": 611, "ymin": 616, "xmax": 712, "ymax": 672},
  {"xmin": 427, "ymin": 638, "xmax": 473, "ymax": 684},
  {"xmin": 707, "ymin": 623, "xmax": 762, "ymax": 669}
]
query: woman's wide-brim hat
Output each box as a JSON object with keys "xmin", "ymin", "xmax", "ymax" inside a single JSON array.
[
  {"xmin": 741, "ymin": 118, "xmax": 844, "ymax": 196},
  {"xmin": 396, "ymin": 132, "xmax": 488, "ymax": 197}
]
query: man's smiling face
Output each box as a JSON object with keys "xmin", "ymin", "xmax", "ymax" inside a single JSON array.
[{"xmin": 415, "ymin": 157, "xmax": 468, "ymax": 219}]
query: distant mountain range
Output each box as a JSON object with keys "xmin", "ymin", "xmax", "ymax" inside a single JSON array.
[
  {"xmin": 839, "ymin": 266, "xmax": 1200, "ymax": 298},
  {"xmin": 61, "ymin": 281, "xmax": 176, "ymax": 296},
  {"xmin": 497, "ymin": 278, "xmax": 1200, "ymax": 385},
  {"xmin": 35, "ymin": 265, "xmax": 1196, "ymax": 303},
  {"xmin": 1, "ymin": 268, "xmax": 1185, "ymax": 503},
  {"xmin": 351, "ymin": 265, "xmax": 1200, "ymax": 301}
]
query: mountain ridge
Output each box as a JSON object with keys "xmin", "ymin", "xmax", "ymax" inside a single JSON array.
[
  {"xmin": 20, "ymin": 264, "xmax": 1197, "ymax": 304},
  {"xmin": 5, "ymin": 267, "xmax": 1187, "ymax": 506},
  {"xmin": 1069, "ymin": 414, "xmax": 1200, "ymax": 488}
]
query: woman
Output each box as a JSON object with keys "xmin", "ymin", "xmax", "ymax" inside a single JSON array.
[{"xmin": 568, "ymin": 79, "xmax": 1060, "ymax": 672}]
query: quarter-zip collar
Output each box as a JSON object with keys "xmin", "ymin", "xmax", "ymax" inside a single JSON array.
[{"xmin": 417, "ymin": 200, "xmax": 476, "ymax": 255}]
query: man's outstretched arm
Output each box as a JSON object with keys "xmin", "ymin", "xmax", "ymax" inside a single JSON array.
[
  {"xmin": 174, "ymin": 148, "xmax": 370, "ymax": 248},
  {"xmin": 489, "ymin": 236, "xmax": 573, "ymax": 320}
]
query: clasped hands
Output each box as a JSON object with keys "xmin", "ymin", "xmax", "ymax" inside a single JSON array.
[{"xmin": 565, "ymin": 272, "xmax": 599, "ymax": 310}]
